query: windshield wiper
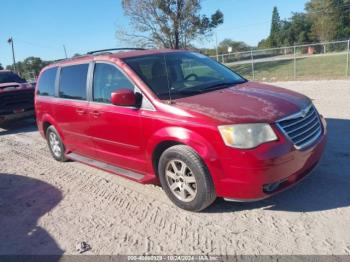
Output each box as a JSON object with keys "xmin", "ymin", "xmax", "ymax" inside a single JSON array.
[
  {"xmin": 172, "ymin": 81, "xmax": 245, "ymax": 98},
  {"xmin": 176, "ymin": 89, "xmax": 203, "ymax": 95},
  {"xmin": 200, "ymin": 81, "xmax": 240, "ymax": 92}
]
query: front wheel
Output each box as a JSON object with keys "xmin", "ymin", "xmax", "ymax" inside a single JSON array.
[{"xmin": 158, "ymin": 145, "xmax": 216, "ymax": 212}]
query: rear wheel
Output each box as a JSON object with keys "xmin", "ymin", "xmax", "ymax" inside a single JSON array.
[
  {"xmin": 46, "ymin": 126, "xmax": 68, "ymax": 162},
  {"xmin": 158, "ymin": 145, "xmax": 216, "ymax": 212}
]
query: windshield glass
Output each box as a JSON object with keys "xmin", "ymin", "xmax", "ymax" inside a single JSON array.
[
  {"xmin": 0, "ymin": 71, "xmax": 26, "ymax": 84},
  {"xmin": 123, "ymin": 52, "xmax": 246, "ymax": 99}
]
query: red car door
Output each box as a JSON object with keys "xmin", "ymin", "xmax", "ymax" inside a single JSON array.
[
  {"xmin": 87, "ymin": 62, "xmax": 147, "ymax": 173},
  {"xmin": 54, "ymin": 63, "xmax": 95, "ymax": 157}
]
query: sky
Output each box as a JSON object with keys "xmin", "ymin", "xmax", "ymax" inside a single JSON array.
[{"xmin": 0, "ymin": 0, "xmax": 308, "ymax": 67}]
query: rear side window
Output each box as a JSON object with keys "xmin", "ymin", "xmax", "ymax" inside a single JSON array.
[
  {"xmin": 37, "ymin": 67, "xmax": 57, "ymax": 96},
  {"xmin": 59, "ymin": 64, "xmax": 89, "ymax": 100},
  {"xmin": 93, "ymin": 63, "xmax": 134, "ymax": 103}
]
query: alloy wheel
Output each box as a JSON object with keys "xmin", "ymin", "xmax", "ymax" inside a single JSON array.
[
  {"xmin": 49, "ymin": 132, "xmax": 62, "ymax": 158},
  {"xmin": 165, "ymin": 159, "xmax": 197, "ymax": 202}
]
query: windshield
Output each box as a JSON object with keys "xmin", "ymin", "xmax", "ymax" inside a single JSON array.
[
  {"xmin": 0, "ymin": 71, "xmax": 26, "ymax": 84},
  {"xmin": 123, "ymin": 52, "xmax": 246, "ymax": 99}
]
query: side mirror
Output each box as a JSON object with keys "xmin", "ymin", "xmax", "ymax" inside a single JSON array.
[{"xmin": 111, "ymin": 89, "xmax": 137, "ymax": 107}]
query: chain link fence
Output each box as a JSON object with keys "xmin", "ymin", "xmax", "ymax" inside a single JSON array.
[{"xmin": 211, "ymin": 40, "xmax": 350, "ymax": 82}]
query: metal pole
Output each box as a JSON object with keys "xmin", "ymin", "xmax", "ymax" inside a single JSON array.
[
  {"xmin": 293, "ymin": 45, "xmax": 297, "ymax": 80},
  {"xmin": 347, "ymin": 39, "xmax": 350, "ymax": 78},
  {"xmin": 8, "ymin": 37, "xmax": 17, "ymax": 73},
  {"xmin": 63, "ymin": 45, "xmax": 68, "ymax": 59},
  {"xmin": 215, "ymin": 32, "xmax": 219, "ymax": 61},
  {"xmin": 250, "ymin": 49, "xmax": 255, "ymax": 81}
]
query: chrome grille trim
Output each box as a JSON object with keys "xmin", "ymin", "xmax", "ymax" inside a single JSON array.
[
  {"xmin": 289, "ymin": 117, "xmax": 319, "ymax": 139},
  {"xmin": 276, "ymin": 104, "xmax": 322, "ymax": 150},
  {"xmin": 288, "ymin": 115, "xmax": 318, "ymax": 137},
  {"xmin": 295, "ymin": 126, "xmax": 321, "ymax": 145},
  {"xmin": 282, "ymin": 108, "xmax": 316, "ymax": 129}
]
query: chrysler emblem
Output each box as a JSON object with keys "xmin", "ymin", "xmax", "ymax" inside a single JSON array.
[{"xmin": 300, "ymin": 107, "xmax": 309, "ymax": 118}]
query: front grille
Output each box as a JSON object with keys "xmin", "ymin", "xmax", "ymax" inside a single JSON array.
[
  {"xmin": 277, "ymin": 104, "xmax": 322, "ymax": 149},
  {"xmin": 0, "ymin": 90, "xmax": 34, "ymax": 114}
]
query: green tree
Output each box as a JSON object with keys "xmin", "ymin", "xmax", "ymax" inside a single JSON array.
[
  {"xmin": 258, "ymin": 0, "xmax": 350, "ymax": 49},
  {"xmin": 289, "ymin": 12, "xmax": 314, "ymax": 44},
  {"xmin": 306, "ymin": 0, "xmax": 336, "ymax": 41},
  {"xmin": 0, "ymin": 63, "xmax": 3, "ymax": 70},
  {"xmin": 270, "ymin": 6, "xmax": 282, "ymax": 47},
  {"xmin": 6, "ymin": 57, "xmax": 51, "ymax": 81},
  {"xmin": 118, "ymin": 0, "xmax": 224, "ymax": 49},
  {"xmin": 258, "ymin": 6, "xmax": 283, "ymax": 48},
  {"xmin": 277, "ymin": 13, "xmax": 314, "ymax": 46},
  {"xmin": 257, "ymin": 38, "xmax": 270, "ymax": 49},
  {"xmin": 306, "ymin": 0, "xmax": 350, "ymax": 41},
  {"xmin": 218, "ymin": 39, "xmax": 251, "ymax": 53},
  {"xmin": 259, "ymin": 8, "xmax": 318, "ymax": 49}
]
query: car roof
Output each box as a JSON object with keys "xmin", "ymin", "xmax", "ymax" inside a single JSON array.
[
  {"xmin": 47, "ymin": 49, "xmax": 191, "ymax": 68},
  {"xmin": 111, "ymin": 48, "xmax": 186, "ymax": 58}
]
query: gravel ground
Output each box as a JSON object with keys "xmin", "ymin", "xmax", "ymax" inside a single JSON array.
[{"xmin": 0, "ymin": 80, "xmax": 350, "ymax": 255}]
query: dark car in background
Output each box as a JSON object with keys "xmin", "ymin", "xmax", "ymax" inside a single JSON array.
[{"xmin": 0, "ymin": 70, "xmax": 35, "ymax": 124}]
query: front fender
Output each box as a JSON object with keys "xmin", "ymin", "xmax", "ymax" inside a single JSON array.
[{"xmin": 146, "ymin": 126, "xmax": 224, "ymax": 187}]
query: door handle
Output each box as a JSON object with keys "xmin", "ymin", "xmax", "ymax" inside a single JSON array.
[
  {"xmin": 76, "ymin": 108, "xmax": 86, "ymax": 115},
  {"xmin": 91, "ymin": 111, "xmax": 101, "ymax": 118}
]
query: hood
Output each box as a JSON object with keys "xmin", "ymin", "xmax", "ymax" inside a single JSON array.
[
  {"xmin": 173, "ymin": 82, "xmax": 311, "ymax": 124},
  {"xmin": 0, "ymin": 82, "xmax": 33, "ymax": 93}
]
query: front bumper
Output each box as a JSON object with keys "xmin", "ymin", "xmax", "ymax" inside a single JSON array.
[
  {"xmin": 214, "ymin": 116, "xmax": 327, "ymax": 201},
  {"xmin": 0, "ymin": 110, "xmax": 35, "ymax": 124}
]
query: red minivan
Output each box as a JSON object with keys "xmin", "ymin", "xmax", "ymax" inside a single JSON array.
[{"xmin": 35, "ymin": 48, "xmax": 327, "ymax": 211}]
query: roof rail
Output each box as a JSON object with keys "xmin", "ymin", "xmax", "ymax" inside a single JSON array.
[{"xmin": 87, "ymin": 48, "xmax": 146, "ymax": 55}]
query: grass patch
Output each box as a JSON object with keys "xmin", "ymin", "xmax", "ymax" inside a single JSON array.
[{"xmin": 229, "ymin": 53, "xmax": 350, "ymax": 82}]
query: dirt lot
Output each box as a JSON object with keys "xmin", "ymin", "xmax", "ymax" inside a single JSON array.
[{"xmin": 0, "ymin": 80, "xmax": 350, "ymax": 255}]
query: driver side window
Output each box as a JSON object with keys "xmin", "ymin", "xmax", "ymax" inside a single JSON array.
[
  {"xmin": 93, "ymin": 63, "xmax": 134, "ymax": 103},
  {"xmin": 180, "ymin": 58, "xmax": 222, "ymax": 80}
]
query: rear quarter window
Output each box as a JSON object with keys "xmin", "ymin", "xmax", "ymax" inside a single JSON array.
[
  {"xmin": 37, "ymin": 67, "xmax": 58, "ymax": 96},
  {"xmin": 59, "ymin": 64, "xmax": 89, "ymax": 100}
]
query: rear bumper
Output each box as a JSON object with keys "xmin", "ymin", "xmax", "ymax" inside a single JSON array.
[
  {"xmin": 214, "ymin": 116, "xmax": 327, "ymax": 201},
  {"xmin": 0, "ymin": 110, "xmax": 35, "ymax": 123}
]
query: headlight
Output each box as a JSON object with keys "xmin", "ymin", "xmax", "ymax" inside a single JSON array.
[{"xmin": 218, "ymin": 123, "xmax": 278, "ymax": 149}]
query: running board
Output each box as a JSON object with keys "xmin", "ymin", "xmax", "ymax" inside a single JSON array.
[{"xmin": 67, "ymin": 152, "xmax": 145, "ymax": 181}]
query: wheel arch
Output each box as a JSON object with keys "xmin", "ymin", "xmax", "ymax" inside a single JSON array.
[
  {"xmin": 43, "ymin": 121, "xmax": 52, "ymax": 136},
  {"xmin": 40, "ymin": 114, "xmax": 65, "ymax": 141},
  {"xmin": 147, "ymin": 127, "xmax": 220, "ymax": 181},
  {"xmin": 152, "ymin": 140, "xmax": 184, "ymax": 178}
]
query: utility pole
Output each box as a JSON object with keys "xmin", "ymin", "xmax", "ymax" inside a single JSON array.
[
  {"xmin": 63, "ymin": 45, "xmax": 68, "ymax": 59},
  {"xmin": 7, "ymin": 37, "xmax": 17, "ymax": 73}
]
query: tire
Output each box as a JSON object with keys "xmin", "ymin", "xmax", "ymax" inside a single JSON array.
[
  {"xmin": 46, "ymin": 126, "xmax": 68, "ymax": 162},
  {"xmin": 158, "ymin": 145, "xmax": 216, "ymax": 212}
]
